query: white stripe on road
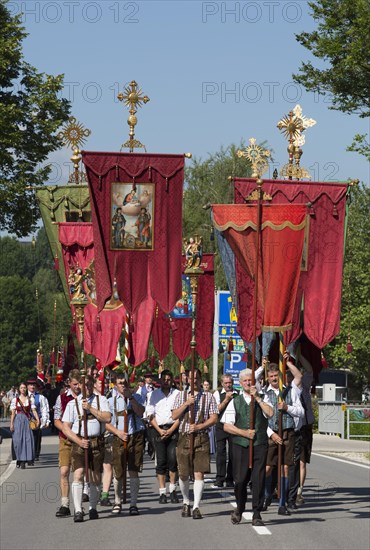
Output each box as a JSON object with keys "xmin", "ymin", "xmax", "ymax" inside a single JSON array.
[
  {"xmin": 229, "ymin": 502, "xmax": 272, "ymax": 534},
  {"xmin": 312, "ymin": 452, "xmax": 370, "ymax": 469},
  {"xmin": 0, "ymin": 460, "xmax": 16, "ymax": 487}
]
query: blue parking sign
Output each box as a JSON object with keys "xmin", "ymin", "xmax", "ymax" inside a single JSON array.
[{"xmin": 224, "ymin": 351, "xmax": 246, "ymax": 389}]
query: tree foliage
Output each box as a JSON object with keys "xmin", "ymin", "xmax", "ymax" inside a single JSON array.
[
  {"xmin": 325, "ymin": 184, "xmax": 370, "ymax": 384},
  {"xmin": 183, "ymin": 142, "xmax": 253, "ymax": 288},
  {"xmin": 0, "ymin": 0, "xmax": 70, "ymax": 236},
  {"xmin": 0, "ymin": 231, "xmax": 70, "ymax": 388},
  {"xmin": 293, "ymin": 0, "xmax": 370, "ymax": 159}
]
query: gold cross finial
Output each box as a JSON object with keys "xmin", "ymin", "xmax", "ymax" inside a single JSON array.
[
  {"xmin": 117, "ymin": 80, "xmax": 150, "ymax": 152},
  {"xmin": 237, "ymin": 138, "xmax": 271, "ymax": 178},
  {"xmin": 58, "ymin": 116, "xmax": 91, "ymax": 184}
]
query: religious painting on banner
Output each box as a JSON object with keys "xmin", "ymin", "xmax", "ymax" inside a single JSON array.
[
  {"xmin": 171, "ymin": 275, "xmax": 193, "ymax": 318},
  {"xmin": 111, "ymin": 182, "xmax": 154, "ymax": 250}
]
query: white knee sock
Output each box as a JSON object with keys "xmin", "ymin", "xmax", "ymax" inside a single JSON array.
[
  {"xmin": 113, "ymin": 477, "xmax": 123, "ymax": 505},
  {"xmin": 193, "ymin": 479, "xmax": 204, "ymax": 510},
  {"xmin": 89, "ymin": 483, "xmax": 98, "ymax": 510},
  {"xmin": 179, "ymin": 478, "xmax": 190, "ymax": 505},
  {"xmin": 71, "ymin": 482, "xmax": 83, "ymax": 513},
  {"xmin": 130, "ymin": 477, "xmax": 140, "ymax": 506}
]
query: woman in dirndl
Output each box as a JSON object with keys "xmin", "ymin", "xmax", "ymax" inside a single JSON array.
[{"xmin": 10, "ymin": 382, "xmax": 39, "ymax": 469}]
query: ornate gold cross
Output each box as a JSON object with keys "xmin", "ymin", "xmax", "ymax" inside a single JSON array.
[
  {"xmin": 237, "ymin": 138, "xmax": 271, "ymax": 178},
  {"xmin": 117, "ymin": 80, "xmax": 150, "ymax": 152}
]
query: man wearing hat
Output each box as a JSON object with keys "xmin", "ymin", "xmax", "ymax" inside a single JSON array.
[{"xmin": 27, "ymin": 378, "xmax": 50, "ymax": 461}]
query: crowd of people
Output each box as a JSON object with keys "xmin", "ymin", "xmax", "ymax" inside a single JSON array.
[{"xmin": 4, "ymin": 347, "xmax": 314, "ymax": 526}]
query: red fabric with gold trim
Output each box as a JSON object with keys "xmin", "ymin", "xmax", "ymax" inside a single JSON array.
[
  {"xmin": 213, "ymin": 204, "xmax": 306, "ymax": 337},
  {"xmin": 233, "ymin": 179, "xmax": 348, "ymax": 348},
  {"xmin": 82, "ymin": 151, "xmax": 184, "ymax": 315},
  {"xmin": 58, "ymin": 223, "xmax": 126, "ymax": 367}
]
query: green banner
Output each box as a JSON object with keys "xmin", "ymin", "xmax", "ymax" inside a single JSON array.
[{"xmin": 36, "ymin": 185, "xmax": 91, "ymax": 300}]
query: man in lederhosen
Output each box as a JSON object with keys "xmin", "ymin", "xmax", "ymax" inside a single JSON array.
[
  {"xmin": 62, "ymin": 375, "xmax": 111, "ymax": 522},
  {"xmin": 106, "ymin": 373, "xmax": 146, "ymax": 516}
]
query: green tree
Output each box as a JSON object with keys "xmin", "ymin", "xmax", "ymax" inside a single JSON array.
[
  {"xmin": 0, "ymin": 0, "xmax": 70, "ymax": 237},
  {"xmin": 183, "ymin": 142, "xmax": 253, "ymax": 288},
  {"xmin": 325, "ymin": 184, "xmax": 370, "ymax": 385},
  {"xmin": 293, "ymin": 0, "xmax": 370, "ymax": 160},
  {"xmin": 0, "ymin": 275, "xmax": 39, "ymax": 387},
  {"xmin": 0, "ymin": 231, "xmax": 71, "ymax": 387}
]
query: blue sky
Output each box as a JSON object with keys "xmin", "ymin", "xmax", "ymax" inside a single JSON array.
[{"xmin": 9, "ymin": 0, "xmax": 370, "ymax": 186}]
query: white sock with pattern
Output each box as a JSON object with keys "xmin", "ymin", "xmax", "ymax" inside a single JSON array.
[
  {"xmin": 130, "ymin": 477, "xmax": 140, "ymax": 506},
  {"xmin": 113, "ymin": 477, "xmax": 123, "ymax": 505},
  {"xmin": 179, "ymin": 478, "xmax": 190, "ymax": 505},
  {"xmin": 71, "ymin": 482, "xmax": 83, "ymax": 513},
  {"xmin": 193, "ymin": 480, "xmax": 204, "ymax": 511}
]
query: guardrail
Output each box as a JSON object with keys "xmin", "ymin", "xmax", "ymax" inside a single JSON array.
[{"xmin": 346, "ymin": 406, "xmax": 370, "ymax": 440}]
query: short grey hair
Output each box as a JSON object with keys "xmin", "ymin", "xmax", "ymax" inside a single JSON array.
[{"xmin": 239, "ymin": 368, "xmax": 252, "ymax": 381}]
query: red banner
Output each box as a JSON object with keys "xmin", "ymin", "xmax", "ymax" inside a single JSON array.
[
  {"xmin": 213, "ymin": 204, "xmax": 307, "ymax": 338},
  {"xmin": 58, "ymin": 223, "xmax": 126, "ymax": 367},
  {"xmin": 234, "ymin": 179, "xmax": 348, "ymax": 348},
  {"xmin": 152, "ymin": 254, "xmax": 215, "ymax": 362},
  {"xmin": 82, "ymin": 151, "xmax": 185, "ymax": 315}
]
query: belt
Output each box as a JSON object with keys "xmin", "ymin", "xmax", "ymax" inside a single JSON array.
[{"xmin": 158, "ymin": 424, "xmax": 174, "ymax": 429}]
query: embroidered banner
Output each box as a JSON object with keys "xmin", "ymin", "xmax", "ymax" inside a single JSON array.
[
  {"xmin": 152, "ymin": 254, "xmax": 215, "ymax": 362},
  {"xmin": 233, "ymin": 178, "xmax": 348, "ymax": 348},
  {"xmin": 82, "ymin": 151, "xmax": 185, "ymax": 315},
  {"xmin": 212, "ymin": 204, "xmax": 307, "ymax": 339},
  {"xmin": 36, "ymin": 185, "xmax": 91, "ymax": 301},
  {"xmin": 58, "ymin": 223, "xmax": 155, "ymax": 367}
]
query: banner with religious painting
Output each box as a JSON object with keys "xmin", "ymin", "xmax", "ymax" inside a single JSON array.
[
  {"xmin": 82, "ymin": 152, "xmax": 185, "ymax": 315},
  {"xmin": 152, "ymin": 254, "xmax": 215, "ymax": 362}
]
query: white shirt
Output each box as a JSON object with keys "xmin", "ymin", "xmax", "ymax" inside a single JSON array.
[
  {"xmin": 62, "ymin": 393, "xmax": 110, "ymax": 437},
  {"xmin": 264, "ymin": 383, "xmax": 304, "ymax": 437},
  {"xmin": 213, "ymin": 388, "xmax": 239, "ymax": 407},
  {"xmin": 29, "ymin": 392, "xmax": 50, "ymax": 428},
  {"xmin": 10, "ymin": 396, "xmax": 36, "ymax": 412},
  {"xmin": 146, "ymin": 387, "xmax": 180, "ymax": 426}
]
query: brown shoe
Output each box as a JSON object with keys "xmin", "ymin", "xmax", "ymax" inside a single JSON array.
[
  {"xmin": 181, "ymin": 504, "xmax": 191, "ymax": 517},
  {"xmin": 192, "ymin": 507, "xmax": 202, "ymax": 519}
]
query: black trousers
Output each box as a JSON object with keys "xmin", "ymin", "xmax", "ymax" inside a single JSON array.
[
  {"xmin": 215, "ymin": 435, "xmax": 233, "ymax": 483},
  {"xmin": 232, "ymin": 442, "xmax": 268, "ymax": 515},
  {"xmin": 288, "ymin": 430, "xmax": 302, "ymax": 505},
  {"xmin": 153, "ymin": 430, "xmax": 179, "ymax": 475},
  {"xmin": 32, "ymin": 428, "xmax": 42, "ymax": 458}
]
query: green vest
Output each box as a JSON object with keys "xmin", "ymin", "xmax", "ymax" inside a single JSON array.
[{"xmin": 232, "ymin": 394, "xmax": 268, "ymax": 448}]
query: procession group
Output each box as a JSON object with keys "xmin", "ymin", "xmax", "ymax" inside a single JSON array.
[{"xmin": 9, "ymin": 349, "xmax": 314, "ymax": 526}]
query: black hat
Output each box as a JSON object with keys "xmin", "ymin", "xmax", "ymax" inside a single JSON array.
[{"xmin": 26, "ymin": 378, "xmax": 37, "ymax": 385}]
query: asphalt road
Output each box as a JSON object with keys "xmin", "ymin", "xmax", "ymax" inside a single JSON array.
[{"xmin": 0, "ymin": 434, "xmax": 369, "ymax": 550}]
